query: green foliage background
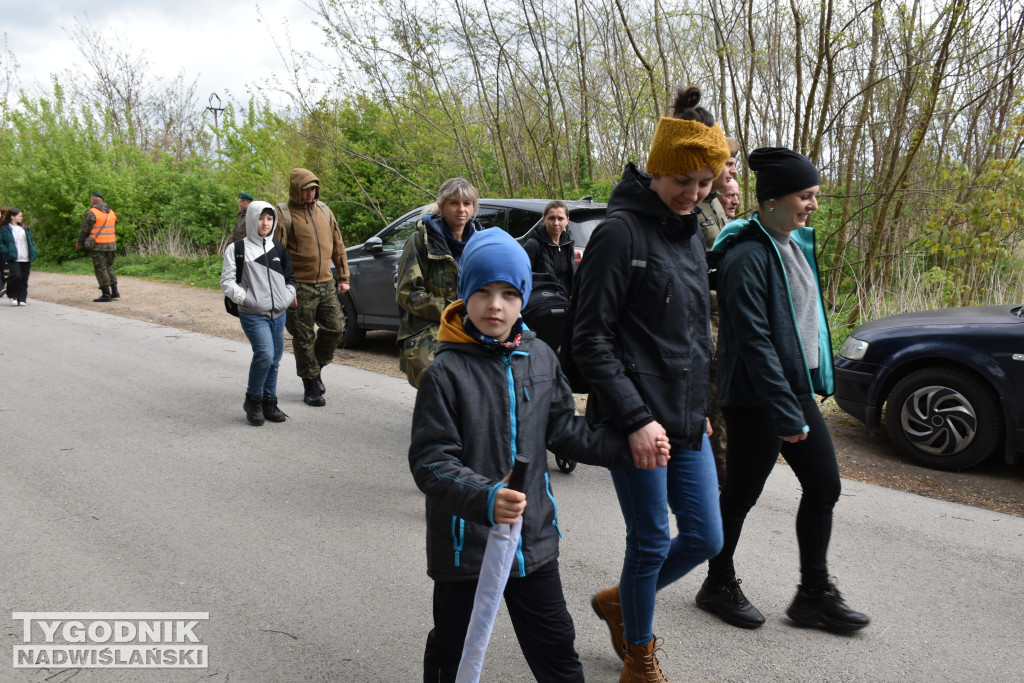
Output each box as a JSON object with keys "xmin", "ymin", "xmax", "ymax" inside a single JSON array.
[{"xmin": 2, "ymin": 0, "xmax": 1023, "ymax": 330}]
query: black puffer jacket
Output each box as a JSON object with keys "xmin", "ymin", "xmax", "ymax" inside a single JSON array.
[
  {"xmin": 570, "ymin": 163, "xmax": 712, "ymax": 449},
  {"xmin": 409, "ymin": 304, "xmax": 631, "ymax": 581},
  {"xmin": 521, "ymin": 223, "xmax": 574, "ymax": 296}
]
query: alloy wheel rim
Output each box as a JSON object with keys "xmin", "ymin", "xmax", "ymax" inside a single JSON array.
[{"xmin": 899, "ymin": 385, "xmax": 977, "ymax": 456}]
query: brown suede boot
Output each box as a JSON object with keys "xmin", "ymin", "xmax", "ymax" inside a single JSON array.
[
  {"xmin": 620, "ymin": 637, "xmax": 668, "ymax": 683},
  {"xmin": 591, "ymin": 586, "xmax": 627, "ymax": 661}
]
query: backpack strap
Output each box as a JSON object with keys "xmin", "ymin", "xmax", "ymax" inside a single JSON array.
[
  {"xmin": 276, "ymin": 202, "xmax": 292, "ymax": 248},
  {"xmin": 607, "ymin": 210, "xmax": 648, "ymax": 300},
  {"xmin": 234, "ymin": 239, "xmax": 245, "ymax": 284}
]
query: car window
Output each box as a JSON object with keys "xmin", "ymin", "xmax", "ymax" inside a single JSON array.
[
  {"xmin": 380, "ymin": 215, "xmax": 420, "ymax": 253},
  {"xmin": 568, "ymin": 209, "xmax": 607, "ymax": 248},
  {"xmin": 507, "ymin": 207, "xmax": 542, "ymax": 238},
  {"xmin": 476, "ymin": 207, "xmax": 506, "ymax": 231}
]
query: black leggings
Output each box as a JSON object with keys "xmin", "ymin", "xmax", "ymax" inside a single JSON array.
[{"xmin": 707, "ymin": 400, "xmax": 841, "ymax": 591}]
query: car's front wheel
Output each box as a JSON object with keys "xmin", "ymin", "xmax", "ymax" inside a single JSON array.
[
  {"xmin": 884, "ymin": 367, "xmax": 1001, "ymax": 471},
  {"xmin": 337, "ymin": 291, "xmax": 367, "ymax": 348}
]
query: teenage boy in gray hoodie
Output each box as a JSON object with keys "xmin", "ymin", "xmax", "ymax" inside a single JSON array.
[
  {"xmin": 221, "ymin": 201, "xmax": 297, "ymax": 425},
  {"xmin": 408, "ymin": 228, "xmax": 670, "ymax": 682}
]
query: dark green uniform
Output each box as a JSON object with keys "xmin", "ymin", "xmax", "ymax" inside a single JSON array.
[
  {"xmin": 395, "ymin": 217, "xmax": 461, "ymax": 388},
  {"xmin": 697, "ymin": 192, "xmax": 729, "ymax": 482},
  {"xmin": 78, "ymin": 202, "xmax": 118, "ymax": 289}
]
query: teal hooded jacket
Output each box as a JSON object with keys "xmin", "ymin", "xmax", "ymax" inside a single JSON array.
[{"xmin": 711, "ymin": 214, "xmax": 834, "ymax": 435}]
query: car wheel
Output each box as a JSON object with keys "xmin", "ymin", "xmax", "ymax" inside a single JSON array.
[
  {"xmin": 884, "ymin": 367, "xmax": 1000, "ymax": 471},
  {"xmin": 337, "ymin": 291, "xmax": 366, "ymax": 348}
]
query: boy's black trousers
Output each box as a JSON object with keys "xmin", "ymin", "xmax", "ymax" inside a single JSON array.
[{"xmin": 424, "ymin": 559, "xmax": 584, "ymax": 682}]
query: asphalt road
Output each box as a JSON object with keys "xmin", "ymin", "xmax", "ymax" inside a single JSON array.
[{"xmin": 2, "ymin": 301, "xmax": 1022, "ymax": 682}]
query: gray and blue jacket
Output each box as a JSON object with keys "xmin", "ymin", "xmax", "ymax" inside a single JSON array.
[{"xmin": 408, "ymin": 302, "xmax": 631, "ymax": 581}]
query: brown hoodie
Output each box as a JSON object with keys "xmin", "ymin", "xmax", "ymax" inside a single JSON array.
[{"xmin": 275, "ymin": 168, "xmax": 349, "ymax": 284}]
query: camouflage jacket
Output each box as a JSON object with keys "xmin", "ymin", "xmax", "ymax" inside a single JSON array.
[
  {"xmin": 395, "ymin": 215, "xmax": 461, "ymax": 343},
  {"xmin": 230, "ymin": 210, "xmax": 247, "ymax": 242},
  {"xmin": 696, "ymin": 193, "xmax": 728, "ymax": 321}
]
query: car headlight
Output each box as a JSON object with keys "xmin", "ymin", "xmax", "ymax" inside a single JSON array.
[{"xmin": 838, "ymin": 336, "xmax": 870, "ymax": 361}]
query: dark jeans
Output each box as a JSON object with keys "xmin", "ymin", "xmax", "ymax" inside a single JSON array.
[
  {"xmin": 424, "ymin": 560, "xmax": 583, "ymax": 683},
  {"xmin": 707, "ymin": 400, "xmax": 841, "ymax": 592},
  {"xmin": 7, "ymin": 261, "xmax": 30, "ymax": 303},
  {"xmin": 238, "ymin": 312, "xmax": 286, "ymax": 398}
]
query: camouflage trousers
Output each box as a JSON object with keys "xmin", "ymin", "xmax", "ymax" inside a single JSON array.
[
  {"xmin": 286, "ymin": 281, "xmax": 344, "ymax": 379},
  {"xmin": 90, "ymin": 250, "xmax": 117, "ymax": 288},
  {"xmin": 398, "ymin": 326, "xmax": 439, "ymax": 389},
  {"xmin": 708, "ymin": 324, "xmax": 727, "ymax": 485}
]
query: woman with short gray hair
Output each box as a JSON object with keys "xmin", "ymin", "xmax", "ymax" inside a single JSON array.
[{"xmin": 396, "ymin": 177, "xmax": 485, "ymax": 387}]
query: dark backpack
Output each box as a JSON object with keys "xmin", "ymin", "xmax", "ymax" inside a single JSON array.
[
  {"xmin": 223, "ymin": 239, "xmax": 245, "ymax": 317},
  {"xmin": 558, "ymin": 211, "xmax": 648, "ymax": 393},
  {"xmin": 522, "ymin": 271, "xmax": 571, "ymax": 349}
]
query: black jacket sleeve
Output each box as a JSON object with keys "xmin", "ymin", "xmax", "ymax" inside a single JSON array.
[
  {"xmin": 408, "ymin": 363, "xmax": 499, "ymax": 525},
  {"xmin": 544, "ymin": 361, "xmax": 633, "ymax": 468}
]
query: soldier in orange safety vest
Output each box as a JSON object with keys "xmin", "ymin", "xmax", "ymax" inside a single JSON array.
[{"xmin": 76, "ymin": 191, "xmax": 119, "ymax": 302}]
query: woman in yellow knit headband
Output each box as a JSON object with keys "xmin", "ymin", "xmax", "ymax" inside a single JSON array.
[{"xmin": 567, "ymin": 85, "xmax": 729, "ymax": 681}]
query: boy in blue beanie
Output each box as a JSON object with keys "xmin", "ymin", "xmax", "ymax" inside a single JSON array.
[{"xmin": 409, "ymin": 228, "xmax": 670, "ymax": 681}]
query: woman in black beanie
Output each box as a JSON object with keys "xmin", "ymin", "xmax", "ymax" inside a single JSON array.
[{"xmin": 694, "ymin": 147, "xmax": 870, "ymax": 633}]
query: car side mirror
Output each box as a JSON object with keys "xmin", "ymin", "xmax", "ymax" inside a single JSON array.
[{"xmin": 364, "ymin": 236, "xmax": 384, "ymax": 255}]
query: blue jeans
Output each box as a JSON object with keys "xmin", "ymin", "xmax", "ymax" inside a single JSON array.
[
  {"xmin": 239, "ymin": 312, "xmax": 286, "ymax": 398},
  {"xmin": 610, "ymin": 434, "xmax": 723, "ymax": 645}
]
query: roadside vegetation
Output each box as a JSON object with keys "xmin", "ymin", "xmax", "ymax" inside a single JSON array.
[{"xmin": 2, "ymin": 0, "xmax": 1023, "ymax": 336}]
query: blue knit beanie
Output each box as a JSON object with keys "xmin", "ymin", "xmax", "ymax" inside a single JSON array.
[{"xmin": 457, "ymin": 228, "xmax": 533, "ymax": 307}]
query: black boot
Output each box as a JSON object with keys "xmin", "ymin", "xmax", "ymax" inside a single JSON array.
[
  {"xmin": 315, "ymin": 374, "xmax": 325, "ymax": 395},
  {"xmin": 302, "ymin": 378, "xmax": 325, "ymax": 407},
  {"xmin": 110, "ymin": 283, "xmax": 120, "ymax": 299},
  {"xmin": 93, "ymin": 286, "xmax": 112, "ymax": 302},
  {"xmin": 787, "ymin": 582, "xmax": 870, "ymax": 633},
  {"xmin": 243, "ymin": 393, "xmax": 265, "ymax": 426},
  {"xmin": 262, "ymin": 396, "xmax": 288, "ymax": 422}
]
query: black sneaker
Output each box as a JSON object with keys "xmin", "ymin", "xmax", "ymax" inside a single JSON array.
[
  {"xmin": 696, "ymin": 577, "xmax": 765, "ymax": 629},
  {"xmin": 787, "ymin": 583, "xmax": 870, "ymax": 633}
]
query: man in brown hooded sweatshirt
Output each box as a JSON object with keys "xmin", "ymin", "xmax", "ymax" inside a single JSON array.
[{"xmin": 275, "ymin": 169, "xmax": 350, "ymax": 406}]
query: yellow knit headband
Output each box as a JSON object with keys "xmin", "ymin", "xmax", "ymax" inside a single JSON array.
[{"xmin": 646, "ymin": 118, "xmax": 731, "ymax": 178}]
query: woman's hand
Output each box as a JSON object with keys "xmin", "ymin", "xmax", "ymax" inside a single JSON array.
[
  {"xmin": 628, "ymin": 421, "xmax": 671, "ymax": 470},
  {"xmin": 781, "ymin": 432, "xmax": 808, "ymax": 443}
]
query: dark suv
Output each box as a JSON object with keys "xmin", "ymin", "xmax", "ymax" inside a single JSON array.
[{"xmin": 337, "ymin": 198, "xmax": 607, "ymax": 347}]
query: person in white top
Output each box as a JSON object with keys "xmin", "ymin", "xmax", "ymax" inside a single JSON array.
[{"xmin": 0, "ymin": 208, "xmax": 38, "ymax": 306}]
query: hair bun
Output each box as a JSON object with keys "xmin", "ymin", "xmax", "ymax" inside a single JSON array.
[{"xmin": 672, "ymin": 86, "xmax": 702, "ymax": 116}]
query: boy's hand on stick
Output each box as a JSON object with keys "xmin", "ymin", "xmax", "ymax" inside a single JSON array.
[{"xmin": 494, "ymin": 487, "xmax": 526, "ymax": 524}]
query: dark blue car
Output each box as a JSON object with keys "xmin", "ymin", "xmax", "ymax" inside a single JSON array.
[{"xmin": 833, "ymin": 305, "xmax": 1024, "ymax": 471}]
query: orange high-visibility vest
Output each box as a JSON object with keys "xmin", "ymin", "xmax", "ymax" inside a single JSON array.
[{"xmin": 89, "ymin": 207, "xmax": 117, "ymax": 244}]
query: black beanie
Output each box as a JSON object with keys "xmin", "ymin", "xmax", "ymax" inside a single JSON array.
[{"xmin": 748, "ymin": 147, "xmax": 819, "ymax": 202}]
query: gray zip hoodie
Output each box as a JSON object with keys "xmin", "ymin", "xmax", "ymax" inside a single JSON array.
[{"xmin": 221, "ymin": 201, "xmax": 296, "ymax": 319}]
